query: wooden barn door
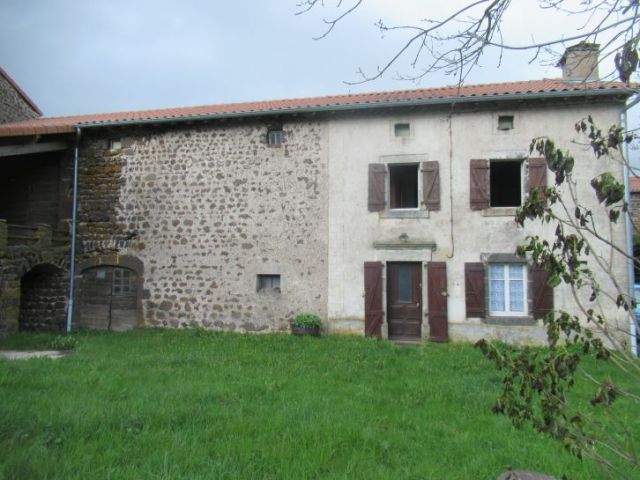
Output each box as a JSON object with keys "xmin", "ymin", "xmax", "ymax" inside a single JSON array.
[
  {"xmin": 427, "ymin": 262, "xmax": 449, "ymax": 342},
  {"xmin": 80, "ymin": 266, "xmax": 137, "ymax": 331},
  {"xmin": 387, "ymin": 262, "xmax": 422, "ymax": 341}
]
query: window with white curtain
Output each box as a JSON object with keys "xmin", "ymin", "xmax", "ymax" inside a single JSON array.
[{"xmin": 489, "ymin": 263, "xmax": 527, "ymax": 316}]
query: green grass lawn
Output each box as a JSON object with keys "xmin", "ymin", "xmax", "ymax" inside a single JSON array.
[{"xmin": 0, "ymin": 330, "xmax": 637, "ymax": 479}]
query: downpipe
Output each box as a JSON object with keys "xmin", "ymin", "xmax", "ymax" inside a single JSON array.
[
  {"xmin": 65, "ymin": 127, "xmax": 81, "ymax": 334},
  {"xmin": 622, "ymin": 98, "xmax": 639, "ymax": 355}
]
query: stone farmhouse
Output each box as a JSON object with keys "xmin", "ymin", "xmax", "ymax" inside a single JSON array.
[{"xmin": 0, "ymin": 45, "xmax": 637, "ymax": 344}]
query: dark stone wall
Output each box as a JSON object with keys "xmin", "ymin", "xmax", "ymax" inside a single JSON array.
[
  {"xmin": 0, "ymin": 74, "xmax": 39, "ymax": 123},
  {"xmin": 18, "ymin": 264, "xmax": 67, "ymax": 331}
]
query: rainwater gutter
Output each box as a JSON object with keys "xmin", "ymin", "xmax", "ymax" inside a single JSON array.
[
  {"xmin": 65, "ymin": 126, "xmax": 80, "ymax": 333},
  {"xmin": 622, "ymin": 95, "xmax": 640, "ymax": 355}
]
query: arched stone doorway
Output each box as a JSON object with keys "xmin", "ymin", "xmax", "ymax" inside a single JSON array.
[
  {"xmin": 77, "ymin": 256, "xmax": 143, "ymax": 331},
  {"xmin": 19, "ymin": 263, "xmax": 67, "ymax": 331}
]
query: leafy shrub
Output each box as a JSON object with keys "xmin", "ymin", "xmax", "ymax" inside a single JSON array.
[
  {"xmin": 48, "ymin": 335, "xmax": 77, "ymax": 351},
  {"xmin": 291, "ymin": 313, "xmax": 322, "ymax": 328}
]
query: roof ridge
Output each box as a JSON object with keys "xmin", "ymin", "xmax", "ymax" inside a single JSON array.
[{"xmin": 38, "ymin": 77, "xmax": 633, "ymax": 122}]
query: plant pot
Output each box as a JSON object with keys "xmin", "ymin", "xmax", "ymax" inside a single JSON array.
[{"xmin": 290, "ymin": 324, "xmax": 321, "ymax": 337}]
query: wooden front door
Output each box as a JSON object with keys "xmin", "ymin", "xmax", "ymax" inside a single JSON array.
[{"xmin": 387, "ymin": 262, "xmax": 422, "ymax": 341}]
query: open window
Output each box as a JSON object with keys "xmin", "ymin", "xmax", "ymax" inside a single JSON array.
[
  {"xmin": 470, "ymin": 158, "xmax": 545, "ymax": 210},
  {"xmin": 489, "ymin": 160, "xmax": 522, "ymax": 207},
  {"xmin": 389, "ymin": 164, "xmax": 419, "ymax": 209},
  {"xmin": 368, "ymin": 161, "xmax": 440, "ymax": 212}
]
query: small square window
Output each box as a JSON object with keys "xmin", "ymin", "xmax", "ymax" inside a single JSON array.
[
  {"xmin": 109, "ymin": 139, "xmax": 122, "ymax": 150},
  {"xmin": 498, "ymin": 115, "xmax": 514, "ymax": 131},
  {"xmin": 267, "ymin": 130, "xmax": 284, "ymax": 146},
  {"xmin": 389, "ymin": 164, "xmax": 419, "ymax": 209},
  {"xmin": 394, "ymin": 123, "xmax": 411, "ymax": 138},
  {"xmin": 489, "ymin": 263, "xmax": 527, "ymax": 316},
  {"xmin": 257, "ymin": 274, "xmax": 281, "ymax": 292},
  {"xmin": 490, "ymin": 160, "xmax": 522, "ymax": 207}
]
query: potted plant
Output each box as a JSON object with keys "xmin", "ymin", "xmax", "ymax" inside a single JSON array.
[{"xmin": 290, "ymin": 313, "xmax": 322, "ymax": 337}]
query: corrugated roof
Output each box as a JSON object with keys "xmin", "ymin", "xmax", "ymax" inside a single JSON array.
[
  {"xmin": 0, "ymin": 78, "xmax": 634, "ymax": 137},
  {"xmin": 0, "ymin": 67, "xmax": 43, "ymax": 117},
  {"xmin": 630, "ymin": 176, "xmax": 640, "ymax": 193}
]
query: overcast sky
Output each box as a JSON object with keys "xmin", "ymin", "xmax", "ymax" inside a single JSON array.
[
  {"xmin": 1, "ymin": 0, "xmax": 638, "ymax": 165},
  {"xmin": 1, "ymin": 0, "xmax": 630, "ymax": 114}
]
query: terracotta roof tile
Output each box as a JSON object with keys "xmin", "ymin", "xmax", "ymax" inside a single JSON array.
[
  {"xmin": 0, "ymin": 78, "xmax": 635, "ymax": 137},
  {"xmin": 630, "ymin": 176, "xmax": 640, "ymax": 193}
]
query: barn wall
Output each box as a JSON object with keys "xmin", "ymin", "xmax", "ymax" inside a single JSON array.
[
  {"xmin": 77, "ymin": 119, "xmax": 329, "ymax": 332},
  {"xmin": 0, "ymin": 72, "xmax": 39, "ymax": 123}
]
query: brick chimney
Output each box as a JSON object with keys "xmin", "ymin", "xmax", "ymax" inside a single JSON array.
[{"xmin": 557, "ymin": 43, "xmax": 600, "ymax": 82}]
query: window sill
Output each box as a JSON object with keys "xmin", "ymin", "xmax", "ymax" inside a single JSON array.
[
  {"xmin": 380, "ymin": 209, "xmax": 430, "ymax": 219},
  {"xmin": 482, "ymin": 207, "xmax": 518, "ymax": 217},
  {"xmin": 483, "ymin": 316, "xmax": 537, "ymax": 326},
  {"xmin": 257, "ymin": 288, "xmax": 281, "ymax": 294}
]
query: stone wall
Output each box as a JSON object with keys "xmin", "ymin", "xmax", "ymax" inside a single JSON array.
[
  {"xmin": 18, "ymin": 264, "xmax": 67, "ymax": 331},
  {"xmin": 0, "ymin": 225, "xmax": 69, "ymax": 333},
  {"xmin": 77, "ymin": 119, "xmax": 329, "ymax": 332},
  {"xmin": 0, "ymin": 73, "xmax": 39, "ymax": 123}
]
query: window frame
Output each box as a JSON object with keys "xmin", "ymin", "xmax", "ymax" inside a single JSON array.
[
  {"xmin": 387, "ymin": 162, "xmax": 420, "ymax": 211},
  {"xmin": 497, "ymin": 115, "xmax": 515, "ymax": 131},
  {"xmin": 267, "ymin": 129, "xmax": 284, "ymax": 147},
  {"xmin": 257, "ymin": 274, "xmax": 281, "ymax": 292},
  {"xmin": 394, "ymin": 122, "xmax": 411, "ymax": 139},
  {"xmin": 488, "ymin": 263, "xmax": 528, "ymax": 317}
]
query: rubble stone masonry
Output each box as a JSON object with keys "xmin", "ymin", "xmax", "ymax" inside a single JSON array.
[
  {"xmin": 77, "ymin": 119, "xmax": 329, "ymax": 332},
  {"xmin": 0, "ymin": 74, "xmax": 39, "ymax": 123}
]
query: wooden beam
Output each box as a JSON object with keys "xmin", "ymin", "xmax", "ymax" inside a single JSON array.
[{"xmin": 0, "ymin": 141, "xmax": 68, "ymax": 158}]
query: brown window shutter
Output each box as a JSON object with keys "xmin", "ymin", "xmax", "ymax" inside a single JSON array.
[
  {"xmin": 470, "ymin": 159, "xmax": 490, "ymax": 210},
  {"xmin": 421, "ymin": 161, "xmax": 440, "ymax": 211},
  {"xmin": 530, "ymin": 266, "xmax": 554, "ymax": 319},
  {"xmin": 368, "ymin": 164, "xmax": 387, "ymax": 212},
  {"xmin": 427, "ymin": 261, "xmax": 448, "ymax": 342},
  {"xmin": 364, "ymin": 261, "xmax": 383, "ymax": 338},
  {"xmin": 526, "ymin": 157, "xmax": 547, "ymax": 196},
  {"xmin": 465, "ymin": 263, "xmax": 485, "ymax": 317}
]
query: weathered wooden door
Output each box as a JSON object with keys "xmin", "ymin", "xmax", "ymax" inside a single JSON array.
[
  {"xmin": 427, "ymin": 262, "xmax": 448, "ymax": 342},
  {"xmin": 80, "ymin": 266, "xmax": 137, "ymax": 331},
  {"xmin": 387, "ymin": 262, "xmax": 422, "ymax": 341}
]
